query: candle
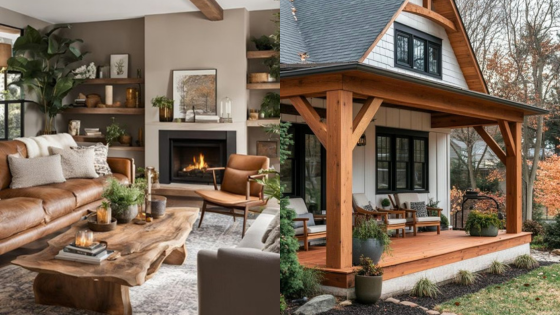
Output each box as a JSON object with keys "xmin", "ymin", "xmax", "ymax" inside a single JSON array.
[
  {"xmin": 105, "ymin": 85, "xmax": 113, "ymax": 105},
  {"xmin": 75, "ymin": 230, "xmax": 94, "ymax": 247},
  {"xmin": 97, "ymin": 206, "xmax": 111, "ymax": 224}
]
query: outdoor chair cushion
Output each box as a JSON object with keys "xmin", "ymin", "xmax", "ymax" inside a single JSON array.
[
  {"xmin": 294, "ymin": 225, "xmax": 327, "ymax": 235},
  {"xmin": 293, "ymin": 213, "xmax": 315, "ymax": 228},
  {"xmin": 387, "ymin": 218, "xmax": 407, "ymax": 225},
  {"xmin": 410, "ymin": 201, "xmax": 428, "ymax": 217},
  {"xmin": 194, "ymin": 189, "xmax": 260, "ymax": 206},
  {"xmin": 289, "ymin": 198, "xmax": 310, "ymax": 215},
  {"xmin": 406, "ymin": 216, "xmax": 441, "ymax": 223},
  {"xmin": 395, "ymin": 193, "xmax": 420, "ymax": 209}
]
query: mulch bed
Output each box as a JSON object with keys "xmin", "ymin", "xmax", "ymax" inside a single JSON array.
[
  {"xmin": 319, "ymin": 300, "xmax": 427, "ymax": 315},
  {"xmin": 394, "ymin": 261, "xmax": 557, "ymax": 310}
]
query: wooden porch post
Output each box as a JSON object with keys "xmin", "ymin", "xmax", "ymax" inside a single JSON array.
[
  {"xmin": 503, "ymin": 121, "xmax": 522, "ymax": 233},
  {"xmin": 326, "ymin": 90, "xmax": 354, "ymax": 269}
]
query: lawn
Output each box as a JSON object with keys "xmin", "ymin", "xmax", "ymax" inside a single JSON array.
[{"xmin": 437, "ymin": 263, "xmax": 560, "ymax": 315}]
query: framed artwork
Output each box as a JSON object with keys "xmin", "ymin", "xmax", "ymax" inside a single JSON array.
[
  {"xmin": 173, "ymin": 69, "xmax": 217, "ymax": 122},
  {"xmin": 257, "ymin": 141, "xmax": 278, "ymax": 158},
  {"xmin": 110, "ymin": 54, "xmax": 129, "ymax": 78}
]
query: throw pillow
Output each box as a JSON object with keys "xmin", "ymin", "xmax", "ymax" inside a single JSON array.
[
  {"xmin": 262, "ymin": 225, "xmax": 280, "ymax": 253},
  {"xmin": 49, "ymin": 147, "xmax": 99, "ymax": 179},
  {"xmin": 293, "ymin": 212, "xmax": 316, "ymax": 228},
  {"xmin": 410, "ymin": 201, "xmax": 428, "ymax": 217},
  {"xmin": 262, "ymin": 213, "xmax": 280, "ymax": 243},
  {"xmin": 362, "ymin": 202, "xmax": 375, "ymax": 211},
  {"xmin": 72, "ymin": 143, "xmax": 112, "ymax": 176},
  {"xmin": 8, "ymin": 154, "xmax": 66, "ymax": 189}
]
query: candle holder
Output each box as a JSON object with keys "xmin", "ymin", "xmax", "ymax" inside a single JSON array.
[
  {"xmin": 75, "ymin": 230, "xmax": 94, "ymax": 248},
  {"xmin": 97, "ymin": 203, "xmax": 112, "ymax": 224},
  {"xmin": 220, "ymin": 97, "xmax": 233, "ymax": 123}
]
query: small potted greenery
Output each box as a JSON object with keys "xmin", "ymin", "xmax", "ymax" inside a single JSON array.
[
  {"xmin": 381, "ymin": 198, "xmax": 391, "ymax": 210},
  {"xmin": 102, "ymin": 178, "xmax": 143, "ymax": 224},
  {"xmin": 152, "ymin": 95, "xmax": 174, "ymax": 122},
  {"xmin": 355, "ymin": 255, "xmax": 384, "ymax": 304},
  {"xmin": 465, "ymin": 210, "xmax": 501, "ymax": 237},
  {"xmin": 352, "ymin": 218, "xmax": 391, "ymax": 265},
  {"xmin": 106, "ymin": 117, "xmax": 125, "ymax": 147},
  {"xmin": 425, "ymin": 198, "xmax": 443, "ymax": 231},
  {"xmin": 260, "ymin": 92, "xmax": 280, "ymax": 118},
  {"xmin": 441, "ymin": 213, "xmax": 449, "ymax": 231},
  {"xmin": 251, "ymin": 35, "xmax": 274, "ymax": 50}
]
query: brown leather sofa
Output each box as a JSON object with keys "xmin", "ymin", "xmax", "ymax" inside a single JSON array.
[{"xmin": 0, "ymin": 140, "xmax": 135, "ymax": 255}]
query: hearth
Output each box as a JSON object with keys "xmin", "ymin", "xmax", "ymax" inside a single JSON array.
[{"xmin": 159, "ymin": 131, "xmax": 236, "ymax": 184}]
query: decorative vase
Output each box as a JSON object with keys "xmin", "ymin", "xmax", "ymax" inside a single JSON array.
[
  {"xmin": 352, "ymin": 238, "xmax": 384, "ymax": 266},
  {"xmin": 355, "ymin": 275, "xmax": 383, "ymax": 304},
  {"xmin": 68, "ymin": 120, "xmax": 81, "ymax": 136},
  {"xmin": 86, "ymin": 94, "xmax": 101, "ymax": 108},
  {"xmin": 118, "ymin": 134, "xmax": 132, "ymax": 146},
  {"xmin": 159, "ymin": 107, "xmax": 173, "ymax": 122},
  {"xmin": 111, "ymin": 204, "xmax": 138, "ymax": 224},
  {"xmin": 469, "ymin": 225, "xmax": 499, "ymax": 237},
  {"xmin": 147, "ymin": 195, "xmax": 167, "ymax": 219}
]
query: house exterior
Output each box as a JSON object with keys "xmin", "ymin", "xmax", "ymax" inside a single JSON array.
[{"xmin": 280, "ymin": 0, "xmax": 548, "ymax": 296}]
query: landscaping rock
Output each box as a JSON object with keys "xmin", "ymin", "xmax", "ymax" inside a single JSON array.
[
  {"xmin": 385, "ymin": 297, "xmax": 400, "ymax": 304},
  {"xmin": 339, "ymin": 300, "xmax": 352, "ymax": 307},
  {"xmin": 294, "ymin": 295, "xmax": 336, "ymax": 315},
  {"xmin": 400, "ymin": 301, "xmax": 418, "ymax": 307},
  {"xmin": 552, "ymin": 249, "xmax": 560, "ymax": 256},
  {"xmin": 419, "ymin": 306, "xmax": 428, "ymax": 311},
  {"xmin": 426, "ymin": 311, "xmax": 440, "ymax": 315}
]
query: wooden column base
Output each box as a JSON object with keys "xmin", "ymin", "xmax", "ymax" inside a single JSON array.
[{"xmin": 34, "ymin": 273, "xmax": 131, "ymax": 315}]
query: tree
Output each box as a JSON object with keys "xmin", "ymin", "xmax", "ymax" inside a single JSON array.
[{"xmin": 534, "ymin": 154, "xmax": 560, "ymax": 215}]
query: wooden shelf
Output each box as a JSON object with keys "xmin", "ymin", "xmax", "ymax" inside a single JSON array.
[
  {"xmin": 73, "ymin": 135, "xmax": 105, "ymax": 143},
  {"xmin": 247, "ymin": 83, "xmax": 280, "ymax": 90},
  {"xmin": 109, "ymin": 146, "xmax": 145, "ymax": 152},
  {"xmin": 246, "ymin": 118, "xmax": 280, "ymax": 127},
  {"xmin": 62, "ymin": 108, "xmax": 145, "ymax": 115},
  {"xmin": 247, "ymin": 50, "xmax": 278, "ymax": 59},
  {"xmin": 83, "ymin": 78, "xmax": 144, "ymax": 85}
]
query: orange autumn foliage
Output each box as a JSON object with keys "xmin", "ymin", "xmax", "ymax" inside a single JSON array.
[{"xmin": 534, "ymin": 155, "xmax": 560, "ymax": 215}]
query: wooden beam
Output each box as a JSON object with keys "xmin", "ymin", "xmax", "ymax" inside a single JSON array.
[
  {"xmin": 403, "ymin": 3, "xmax": 457, "ymax": 32},
  {"xmin": 289, "ymin": 96, "xmax": 328, "ymax": 147},
  {"xmin": 351, "ymin": 97, "xmax": 382, "ymax": 146},
  {"xmin": 505, "ymin": 122, "xmax": 522, "ymax": 233},
  {"xmin": 498, "ymin": 120, "xmax": 516, "ymax": 156},
  {"xmin": 281, "ymin": 74, "xmax": 343, "ymax": 98},
  {"xmin": 423, "ymin": 0, "xmax": 432, "ymax": 10},
  {"xmin": 326, "ymin": 90, "xmax": 354, "ymax": 270},
  {"xmin": 473, "ymin": 126, "xmax": 506, "ymax": 165},
  {"xmin": 281, "ymin": 103, "xmax": 326, "ymax": 119},
  {"xmin": 431, "ymin": 113, "xmax": 496, "ymax": 129},
  {"xmin": 189, "ymin": 0, "xmax": 223, "ymax": 21}
]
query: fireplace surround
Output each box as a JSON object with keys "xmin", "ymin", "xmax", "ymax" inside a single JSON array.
[{"xmin": 159, "ymin": 130, "xmax": 236, "ymax": 184}]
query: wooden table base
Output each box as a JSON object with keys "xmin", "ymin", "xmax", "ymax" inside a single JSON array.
[{"xmin": 34, "ymin": 273, "xmax": 131, "ymax": 315}]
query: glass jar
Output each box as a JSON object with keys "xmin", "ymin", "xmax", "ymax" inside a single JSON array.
[{"xmin": 159, "ymin": 107, "xmax": 173, "ymax": 122}]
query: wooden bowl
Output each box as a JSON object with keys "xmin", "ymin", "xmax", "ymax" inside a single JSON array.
[{"xmin": 88, "ymin": 216, "xmax": 117, "ymax": 232}]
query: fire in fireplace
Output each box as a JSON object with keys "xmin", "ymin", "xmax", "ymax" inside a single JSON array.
[{"xmin": 178, "ymin": 153, "xmax": 209, "ymax": 177}]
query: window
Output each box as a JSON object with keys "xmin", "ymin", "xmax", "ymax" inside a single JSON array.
[
  {"xmin": 394, "ymin": 23, "xmax": 442, "ymax": 78},
  {"xmin": 376, "ymin": 127, "xmax": 429, "ymax": 193},
  {"xmin": 0, "ymin": 24, "xmax": 24, "ymax": 140}
]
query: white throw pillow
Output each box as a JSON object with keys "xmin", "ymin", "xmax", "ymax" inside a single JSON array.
[
  {"xmin": 49, "ymin": 146, "xmax": 99, "ymax": 179},
  {"xmin": 72, "ymin": 143, "xmax": 112, "ymax": 176},
  {"xmin": 8, "ymin": 154, "xmax": 66, "ymax": 189}
]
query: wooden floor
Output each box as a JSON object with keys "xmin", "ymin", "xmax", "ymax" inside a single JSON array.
[{"xmin": 298, "ymin": 230, "xmax": 532, "ymax": 288}]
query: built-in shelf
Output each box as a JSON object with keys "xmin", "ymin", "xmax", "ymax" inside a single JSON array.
[
  {"xmin": 247, "ymin": 83, "xmax": 280, "ymax": 90},
  {"xmin": 246, "ymin": 119, "xmax": 280, "ymax": 127},
  {"xmin": 109, "ymin": 146, "xmax": 145, "ymax": 152},
  {"xmin": 62, "ymin": 108, "xmax": 145, "ymax": 115},
  {"xmin": 246, "ymin": 50, "xmax": 278, "ymax": 59},
  {"xmin": 83, "ymin": 78, "xmax": 144, "ymax": 85},
  {"xmin": 72, "ymin": 135, "xmax": 105, "ymax": 143}
]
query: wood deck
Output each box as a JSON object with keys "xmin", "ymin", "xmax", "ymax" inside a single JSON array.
[{"xmin": 298, "ymin": 230, "xmax": 532, "ymax": 288}]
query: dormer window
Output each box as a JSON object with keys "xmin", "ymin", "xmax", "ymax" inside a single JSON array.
[{"xmin": 394, "ymin": 23, "xmax": 442, "ymax": 79}]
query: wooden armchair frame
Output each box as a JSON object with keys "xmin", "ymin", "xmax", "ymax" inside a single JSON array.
[
  {"xmin": 354, "ymin": 206, "xmax": 407, "ymax": 237},
  {"xmin": 402, "ymin": 207, "xmax": 443, "ymax": 236},
  {"xmin": 293, "ymin": 216, "xmax": 327, "ymax": 251}
]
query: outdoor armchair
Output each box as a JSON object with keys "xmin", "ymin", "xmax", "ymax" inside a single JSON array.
[
  {"xmin": 290, "ymin": 198, "xmax": 327, "ymax": 251},
  {"xmin": 392, "ymin": 193, "xmax": 442, "ymax": 236},
  {"xmin": 352, "ymin": 193, "xmax": 407, "ymax": 237}
]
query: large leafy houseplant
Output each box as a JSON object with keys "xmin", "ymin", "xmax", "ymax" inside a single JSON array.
[{"xmin": 7, "ymin": 25, "xmax": 88, "ymax": 134}]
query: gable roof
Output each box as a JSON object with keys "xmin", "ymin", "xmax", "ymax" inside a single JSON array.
[{"xmin": 281, "ymin": 0, "xmax": 488, "ymax": 94}]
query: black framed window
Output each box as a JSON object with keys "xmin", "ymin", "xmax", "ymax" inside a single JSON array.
[
  {"xmin": 376, "ymin": 127, "xmax": 429, "ymax": 194},
  {"xmin": 0, "ymin": 24, "xmax": 24, "ymax": 140},
  {"xmin": 394, "ymin": 22, "xmax": 442, "ymax": 79}
]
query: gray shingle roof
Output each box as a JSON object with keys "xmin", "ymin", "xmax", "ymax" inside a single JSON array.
[{"xmin": 280, "ymin": 0, "xmax": 406, "ymax": 65}]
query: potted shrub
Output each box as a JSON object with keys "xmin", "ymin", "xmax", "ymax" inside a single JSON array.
[
  {"xmin": 381, "ymin": 198, "xmax": 391, "ymax": 210},
  {"xmin": 441, "ymin": 213, "xmax": 449, "ymax": 231},
  {"xmin": 352, "ymin": 218, "xmax": 391, "ymax": 265},
  {"xmin": 106, "ymin": 117, "xmax": 125, "ymax": 147},
  {"xmin": 465, "ymin": 210, "xmax": 501, "ymax": 237},
  {"xmin": 251, "ymin": 35, "xmax": 274, "ymax": 51},
  {"xmin": 152, "ymin": 95, "xmax": 174, "ymax": 122},
  {"xmin": 260, "ymin": 92, "xmax": 280, "ymax": 118},
  {"xmin": 102, "ymin": 178, "xmax": 143, "ymax": 224},
  {"xmin": 355, "ymin": 255, "xmax": 383, "ymax": 304}
]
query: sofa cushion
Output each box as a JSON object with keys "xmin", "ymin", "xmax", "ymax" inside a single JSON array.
[
  {"xmin": 0, "ymin": 187, "xmax": 76, "ymax": 223},
  {"xmin": 49, "ymin": 179, "xmax": 105, "ymax": 208},
  {"xmin": 49, "ymin": 146, "xmax": 99, "ymax": 179},
  {"xmin": 8, "ymin": 154, "xmax": 66, "ymax": 189},
  {"xmin": 92, "ymin": 173, "xmax": 130, "ymax": 186},
  {"xmin": 0, "ymin": 198, "xmax": 45, "ymax": 240},
  {"xmin": 237, "ymin": 208, "xmax": 278, "ymax": 250},
  {"xmin": 0, "ymin": 140, "xmax": 27, "ymax": 190}
]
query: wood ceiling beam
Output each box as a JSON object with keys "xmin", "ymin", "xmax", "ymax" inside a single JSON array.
[
  {"xmin": 473, "ymin": 126, "xmax": 506, "ymax": 165},
  {"xmin": 431, "ymin": 113, "xmax": 496, "ymax": 129},
  {"xmin": 281, "ymin": 74, "xmax": 343, "ymax": 98},
  {"xmin": 403, "ymin": 3, "xmax": 456, "ymax": 32},
  {"xmin": 288, "ymin": 96, "xmax": 328, "ymax": 147},
  {"xmin": 423, "ymin": 0, "xmax": 432, "ymax": 10},
  {"xmin": 189, "ymin": 0, "xmax": 223, "ymax": 21},
  {"xmin": 352, "ymin": 97, "xmax": 382, "ymax": 146},
  {"xmin": 499, "ymin": 120, "xmax": 516, "ymax": 156},
  {"xmin": 281, "ymin": 103, "xmax": 327, "ymax": 119}
]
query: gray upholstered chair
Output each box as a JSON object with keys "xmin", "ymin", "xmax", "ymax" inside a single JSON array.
[
  {"xmin": 352, "ymin": 193, "xmax": 407, "ymax": 237},
  {"xmin": 392, "ymin": 193, "xmax": 442, "ymax": 236},
  {"xmin": 290, "ymin": 198, "xmax": 327, "ymax": 251}
]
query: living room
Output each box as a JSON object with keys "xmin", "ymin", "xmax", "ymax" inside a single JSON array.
[{"xmin": 0, "ymin": 1, "xmax": 280, "ymax": 314}]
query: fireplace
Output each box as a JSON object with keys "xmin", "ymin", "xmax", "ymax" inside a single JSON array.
[{"xmin": 159, "ymin": 130, "xmax": 236, "ymax": 184}]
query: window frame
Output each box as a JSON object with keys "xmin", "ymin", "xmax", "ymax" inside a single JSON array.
[
  {"xmin": 394, "ymin": 22, "xmax": 442, "ymax": 79},
  {"xmin": 0, "ymin": 24, "xmax": 24, "ymax": 141},
  {"xmin": 376, "ymin": 127, "xmax": 429, "ymax": 194}
]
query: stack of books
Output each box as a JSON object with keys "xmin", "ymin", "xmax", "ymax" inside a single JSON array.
[
  {"xmin": 73, "ymin": 98, "xmax": 86, "ymax": 107},
  {"xmin": 84, "ymin": 128, "xmax": 103, "ymax": 137},
  {"xmin": 55, "ymin": 242, "xmax": 113, "ymax": 265}
]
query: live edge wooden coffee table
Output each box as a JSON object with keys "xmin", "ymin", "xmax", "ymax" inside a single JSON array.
[{"xmin": 12, "ymin": 207, "xmax": 199, "ymax": 315}]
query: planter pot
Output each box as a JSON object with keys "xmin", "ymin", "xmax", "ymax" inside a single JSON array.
[
  {"xmin": 111, "ymin": 204, "xmax": 138, "ymax": 224},
  {"xmin": 352, "ymin": 238, "xmax": 384, "ymax": 265},
  {"xmin": 355, "ymin": 275, "xmax": 383, "ymax": 304},
  {"xmin": 118, "ymin": 135, "xmax": 132, "ymax": 146},
  {"xmin": 469, "ymin": 225, "xmax": 499, "ymax": 237},
  {"xmin": 159, "ymin": 107, "xmax": 173, "ymax": 122},
  {"xmin": 425, "ymin": 226, "xmax": 438, "ymax": 232}
]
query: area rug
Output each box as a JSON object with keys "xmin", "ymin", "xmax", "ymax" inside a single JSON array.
[{"xmin": 0, "ymin": 212, "xmax": 255, "ymax": 315}]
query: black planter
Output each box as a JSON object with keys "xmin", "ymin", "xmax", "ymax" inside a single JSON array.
[
  {"xmin": 469, "ymin": 225, "xmax": 498, "ymax": 237},
  {"xmin": 355, "ymin": 275, "xmax": 383, "ymax": 304},
  {"xmin": 352, "ymin": 238, "xmax": 384, "ymax": 265}
]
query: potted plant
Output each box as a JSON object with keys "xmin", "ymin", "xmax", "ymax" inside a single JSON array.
[
  {"xmin": 381, "ymin": 198, "xmax": 391, "ymax": 210},
  {"xmin": 7, "ymin": 25, "xmax": 88, "ymax": 134},
  {"xmin": 106, "ymin": 117, "xmax": 125, "ymax": 147},
  {"xmin": 352, "ymin": 218, "xmax": 391, "ymax": 265},
  {"xmin": 102, "ymin": 178, "xmax": 143, "ymax": 224},
  {"xmin": 152, "ymin": 95, "xmax": 174, "ymax": 122},
  {"xmin": 251, "ymin": 35, "xmax": 274, "ymax": 51},
  {"xmin": 355, "ymin": 255, "xmax": 384, "ymax": 304},
  {"xmin": 441, "ymin": 213, "xmax": 449, "ymax": 231},
  {"xmin": 465, "ymin": 210, "xmax": 501, "ymax": 237},
  {"xmin": 425, "ymin": 198, "xmax": 442, "ymax": 232},
  {"xmin": 260, "ymin": 92, "xmax": 280, "ymax": 118}
]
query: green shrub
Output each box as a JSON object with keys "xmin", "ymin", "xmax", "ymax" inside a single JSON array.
[
  {"xmin": 455, "ymin": 270, "xmax": 479, "ymax": 285},
  {"xmin": 251, "ymin": 35, "xmax": 274, "ymax": 50},
  {"xmin": 381, "ymin": 198, "xmax": 391, "ymax": 207},
  {"xmin": 488, "ymin": 260, "xmax": 510, "ymax": 275},
  {"xmin": 352, "ymin": 219, "xmax": 391, "ymax": 254},
  {"xmin": 465, "ymin": 210, "xmax": 502, "ymax": 234},
  {"xmin": 105, "ymin": 117, "xmax": 125, "ymax": 146},
  {"xmin": 523, "ymin": 220, "xmax": 545, "ymax": 237},
  {"xmin": 280, "ymin": 295, "xmax": 287, "ymax": 313},
  {"xmin": 300, "ymin": 267, "xmax": 324, "ymax": 297},
  {"xmin": 357, "ymin": 255, "xmax": 384, "ymax": 277},
  {"xmin": 544, "ymin": 215, "xmax": 560, "ymax": 249},
  {"xmin": 514, "ymin": 254, "xmax": 539, "ymax": 270},
  {"xmin": 102, "ymin": 178, "xmax": 143, "ymax": 214},
  {"xmin": 441, "ymin": 214, "xmax": 449, "ymax": 229},
  {"xmin": 411, "ymin": 277, "xmax": 440, "ymax": 298}
]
